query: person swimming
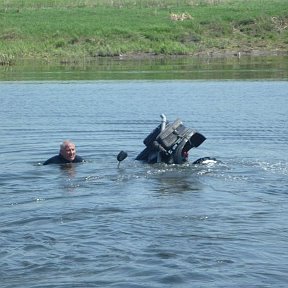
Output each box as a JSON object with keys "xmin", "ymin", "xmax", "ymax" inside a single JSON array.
[{"xmin": 43, "ymin": 140, "xmax": 85, "ymax": 165}]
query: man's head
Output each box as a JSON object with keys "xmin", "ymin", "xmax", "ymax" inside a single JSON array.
[{"xmin": 60, "ymin": 141, "xmax": 76, "ymax": 161}]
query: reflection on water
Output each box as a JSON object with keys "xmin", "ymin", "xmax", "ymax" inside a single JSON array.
[
  {"xmin": 153, "ymin": 172, "xmax": 202, "ymax": 194},
  {"xmin": 146, "ymin": 164, "xmax": 202, "ymax": 194},
  {"xmin": 59, "ymin": 163, "xmax": 77, "ymax": 178},
  {"xmin": 1, "ymin": 56, "xmax": 287, "ymax": 81}
]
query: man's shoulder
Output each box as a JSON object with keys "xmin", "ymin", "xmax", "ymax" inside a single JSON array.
[
  {"xmin": 43, "ymin": 155, "xmax": 63, "ymax": 165},
  {"xmin": 43, "ymin": 154, "xmax": 85, "ymax": 165},
  {"xmin": 74, "ymin": 155, "xmax": 85, "ymax": 163}
]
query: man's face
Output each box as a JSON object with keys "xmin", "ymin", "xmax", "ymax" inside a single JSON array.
[{"xmin": 61, "ymin": 143, "xmax": 76, "ymax": 161}]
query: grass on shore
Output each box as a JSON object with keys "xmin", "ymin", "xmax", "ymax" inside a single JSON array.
[{"xmin": 0, "ymin": 0, "xmax": 287, "ymax": 64}]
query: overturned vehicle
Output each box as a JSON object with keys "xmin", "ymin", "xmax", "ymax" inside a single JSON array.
[{"xmin": 135, "ymin": 114, "xmax": 207, "ymax": 165}]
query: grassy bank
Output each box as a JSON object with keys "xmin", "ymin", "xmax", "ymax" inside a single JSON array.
[{"xmin": 0, "ymin": 0, "xmax": 287, "ymax": 64}]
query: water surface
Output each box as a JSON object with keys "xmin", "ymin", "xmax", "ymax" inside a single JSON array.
[
  {"xmin": 0, "ymin": 60, "xmax": 288, "ymax": 288},
  {"xmin": 1, "ymin": 55, "xmax": 287, "ymax": 81}
]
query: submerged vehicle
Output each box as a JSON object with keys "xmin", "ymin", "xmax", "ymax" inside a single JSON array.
[{"xmin": 135, "ymin": 114, "xmax": 207, "ymax": 165}]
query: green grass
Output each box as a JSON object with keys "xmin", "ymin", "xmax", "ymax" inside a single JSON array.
[{"xmin": 0, "ymin": 0, "xmax": 287, "ymax": 64}]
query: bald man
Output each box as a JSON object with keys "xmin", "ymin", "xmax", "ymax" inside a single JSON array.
[{"xmin": 43, "ymin": 141, "xmax": 85, "ymax": 165}]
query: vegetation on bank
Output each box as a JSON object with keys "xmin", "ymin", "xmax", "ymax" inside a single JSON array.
[{"xmin": 0, "ymin": 0, "xmax": 287, "ymax": 64}]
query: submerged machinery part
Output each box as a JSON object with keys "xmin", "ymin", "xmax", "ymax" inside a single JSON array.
[{"xmin": 135, "ymin": 115, "xmax": 206, "ymax": 164}]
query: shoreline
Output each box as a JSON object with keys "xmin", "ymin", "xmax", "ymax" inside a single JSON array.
[
  {"xmin": 1, "ymin": 49, "xmax": 288, "ymax": 66},
  {"xmin": 116, "ymin": 49, "xmax": 288, "ymax": 60}
]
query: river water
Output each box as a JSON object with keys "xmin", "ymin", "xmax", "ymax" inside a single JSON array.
[{"xmin": 1, "ymin": 57, "xmax": 288, "ymax": 287}]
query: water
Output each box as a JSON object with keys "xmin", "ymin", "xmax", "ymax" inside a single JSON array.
[
  {"xmin": 1, "ymin": 55, "xmax": 288, "ymax": 81},
  {"xmin": 1, "ymin": 63, "xmax": 288, "ymax": 287}
]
